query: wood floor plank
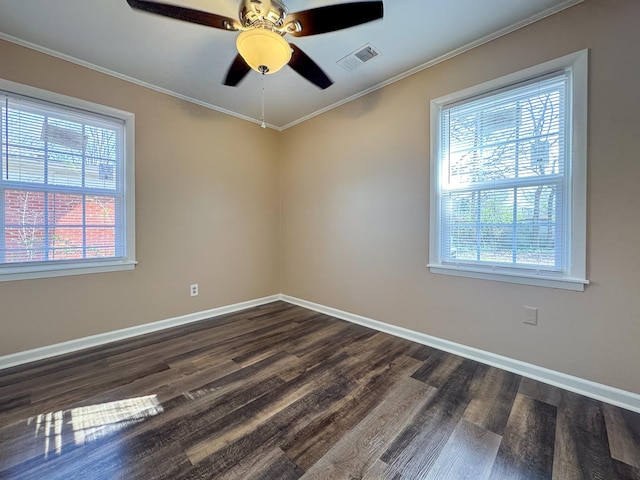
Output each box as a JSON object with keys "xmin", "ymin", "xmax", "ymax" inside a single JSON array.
[
  {"xmin": 109, "ymin": 303, "xmax": 307, "ymax": 370},
  {"xmin": 410, "ymin": 348, "xmax": 466, "ymax": 388},
  {"xmin": 231, "ymin": 447, "xmax": 304, "ymax": 480},
  {"xmin": 180, "ymin": 369, "xmax": 354, "ymax": 478},
  {"xmin": 613, "ymin": 459, "xmax": 640, "ymax": 480},
  {"xmin": 161, "ymin": 316, "xmax": 305, "ymax": 367},
  {"xmin": 300, "ymin": 376, "xmax": 435, "ymax": 480},
  {"xmin": 361, "ymin": 459, "xmax": 402, "ymax": 480},
  {"xmin": 247, "ymin": 449, "xmax": 304, "ymax": 480},
  {"xmin": 552, "ymin": 391, "xmax": 617, "ymax": 479},
  {"xmin": 0, "ymin": 393, "xmax": 30, "ymax": 416},
  {"xmin": 204, "ymin": 389, "xmax": 343, "ymax": 480},
  {"xmin": 230, "ymin": 318, "xmax": 335, "ymax": 367},
  {"xmin": 184, "ymin": 351, "xmax": 356, "ymax": 465},
  {"xmin": 32, "ymin": 360, "xmax": 171, "ymax": 402},
  {"xmin": 276, "ymin": 326, "xmax": 377, "ymax": 383},
  {"xmin": 283, "ymin": 321, "xmax": 355, "ymax": 357},
  {"xmin": 202, "ymin": 351, "xmax": 420, "ymax": 478},
  {"xmin": 422, "ymin": 419, "xmax": 502, "ymax": 480},
  {"xmin": 490, "ymin": 393, "xmax": 557, "ymax": 480},
  {"xmin": 381, "ymin": 358, "xmax": 481, "ymax": 477},
  {"xmin": 0, "ymin": 358, "xmax": 109, "ymax": 401},
  {"xmin": 463, "ymin": 364, "xmax": 521, "ymax": 435},
  {"xmin": 341, "ymin": 332, "xmax": 411, "ymax": 362},
  {"xmin": 604, "ymin": 403, "xmax": 640, "ymax": 469},
  {"xmin": 518, "ymin": 377, "xmax": 564, "ymax": 407},
  {"xmin": 410, "ymin": 344, "xmax": 437, "ymax": 362},
  {"xmin": 281, "ymin": 355, "xmax": 423, "ymax": 470}
]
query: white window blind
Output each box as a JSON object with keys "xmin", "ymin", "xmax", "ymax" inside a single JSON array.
[
  {"xmin": 0, "ymin": 87, "xmax": 132, "ymax": 278},
  {"xmin": 429, "ymin": 51, "xmax": 588, "ymax": 290},
  {"xmin": 439, "ymin": 74, "xmax": 568, "ymax": 271}
]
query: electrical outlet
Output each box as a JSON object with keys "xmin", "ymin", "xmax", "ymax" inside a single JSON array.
[
  {"xmin": 523, "ymin": 306, "xmax": 538, "ymax": 326},
  {"xmin": 190, "ymin": 284, "xmax": 199, "ymax": 297}
]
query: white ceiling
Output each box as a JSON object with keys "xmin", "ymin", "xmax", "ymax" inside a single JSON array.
[{"xmin": 0, "ymin": 0, "xmax": 582, "ymax": 129}]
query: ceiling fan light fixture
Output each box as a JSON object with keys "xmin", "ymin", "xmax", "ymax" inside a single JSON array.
[
  {"xmin": 236, "ymin": 29, "xmax": 292, "ymax": 75},
  {"xmin": 126, "ymin": 0, "xmax": 384, "ymax": 89}
]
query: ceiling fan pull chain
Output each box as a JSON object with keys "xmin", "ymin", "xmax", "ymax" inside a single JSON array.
[{"xmin": 260, "ymin": 70, "xmax": 267, "ymax": 128}]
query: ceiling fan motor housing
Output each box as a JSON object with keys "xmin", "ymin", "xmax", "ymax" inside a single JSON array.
[{"xmin": 238, "ymin": 0, "xmax": 289, "ymax": 29}]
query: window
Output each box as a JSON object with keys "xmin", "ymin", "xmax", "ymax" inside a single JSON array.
[
  {"xmin": 429, "ymin": 51, "xmax": 587, "ymax": 290},
  {"xmin": 0, "ymin": 79, "xmax": 135, "ymax": 281}
]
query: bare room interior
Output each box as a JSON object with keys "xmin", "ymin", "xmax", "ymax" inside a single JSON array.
[{"xmin": 0, "ymin": 0, "xmax": 639, "ymax": 478}]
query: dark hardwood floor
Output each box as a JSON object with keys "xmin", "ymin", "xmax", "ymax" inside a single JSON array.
[{"xmin": 1, "ymin": 301, "xmax": 639, "ymax": 479}]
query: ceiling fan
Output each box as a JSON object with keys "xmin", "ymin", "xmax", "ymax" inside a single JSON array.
[{"xmin": 126, "ymin": 0, "xmax": 384, "ymax": 89}]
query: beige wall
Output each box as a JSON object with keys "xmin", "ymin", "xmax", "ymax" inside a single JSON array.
[
  {"xmin": 281, "ymin": 0, "xmax": 640, "ymax": 394},
  {"xmin": 0, "ymin": 40, "xmax": 281, "ymax": 355}
]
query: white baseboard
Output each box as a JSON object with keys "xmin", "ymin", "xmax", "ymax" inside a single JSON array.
[
  {"xmin": 0, "ymin": 294, "xmax": 280, "ymax": 371},
  {"xmin": 279, "ymin": 294, "xmax": 640, "ymax": 414}
]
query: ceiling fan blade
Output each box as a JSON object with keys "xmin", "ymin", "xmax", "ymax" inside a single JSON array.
[
  {"xmin": 223, "ymin": 54, "xmax": 252, "ymax": 86},
  {"xmin": 285, "ymin": 1, "xmax": 383, "ymax": 37},
  {"xmin": 288, "ymin": 44, "xmax": 333, "ymax": 89},
  {"xmin": 126, "ymin": 0, "xmax": 239, "ymax": 31}
]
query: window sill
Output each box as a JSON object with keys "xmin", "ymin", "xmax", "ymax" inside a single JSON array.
[
  {"xmin": 0, "ymin": 260, "xmax": 137, "ymax": 282},
  {"xmin": 427, "ymin": 264, "xmax": 588, "ymax": 291}
]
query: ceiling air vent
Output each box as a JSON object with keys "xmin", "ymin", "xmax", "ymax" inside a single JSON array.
[{"xmin": 337, "ymin": 43, "xmax": 382, "ymax": 72}]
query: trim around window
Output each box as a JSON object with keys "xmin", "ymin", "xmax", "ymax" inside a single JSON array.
[
  {"xmin": 0, "ymin": 79, "xmax": 136, "ymax": 282},
  {"xmin": 428, "ymin": 50, "xmax": 588, "ymax": 291}
]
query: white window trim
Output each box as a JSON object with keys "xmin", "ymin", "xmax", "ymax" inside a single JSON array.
[
  {"xmin": 428, "ymin": 50, "xmax": 588, "ymax": 291},
  {"xmin": 0, "ymin": 79, "xmax": 136, "ymax": 282}
]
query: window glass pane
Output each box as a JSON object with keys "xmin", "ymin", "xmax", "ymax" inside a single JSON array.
[
  {"xmin": 515, "ymin": 185, "xmax": 559, "ymax": 267},
  {"xmin": 50, "ymin": 193, "xmax": 84, "ymax": 227},
  {"xmin": 517, "ymin": 134, "xmax": 563, "ymax": 178},
  {"xmin": 86, "ymin": 196, "xmax": 116, "ymax": 226},
  {"xmin": 446, "ymin": 76, "xmax": 566, "ymax": 186},
  {"xmin": 2, "ymin": 190, "xmax": 120, "ymax": 263},
  {"xmin": 50, "ymin": 227, "xmax": 84, "ymax": 260},
  {"xmin": 86, "ymin": 227, "xmax": 116, "ymax": 258},
  {"xmin": 480, "ymin": 225, "xmax": 514, "ymax": 263},
  {"xmin": 5, "ymin": 190, "xmax": 45, "ymax": 227},
  {"xmin": 85, "ymin": 125, "xmax": 118, "ymax": 161},
  {"xmin": 0, "ymin": 90, "xmax": 127, "ymax": 271},
  {"xmin": 85, "ymin": 160, "xmax": 117, "ymax": 190},
  {"xmin": 517, "ymin": 89, "xmax": 562, "ymax": 139},
  {"xmin": 448, "ymin": 225, "xmax": 478, "ymax": 261},
  {"xmin": 4, "ymin": 104, "xmax": 45, "ymax": 184},
  {"xmin": 47, "ymin": 152, "xmax": 83, "ymax": 187},
  {"xmin": 5, "ymin": 227, "xmax": 46, "ymax": 263},
  {"xmin": 446, "ymin": 191, "xmax": 478, "ymax": 223},
  {"xmin": 516, "ymin": 226, "xmax": 556, "ymax": 266},
  {"xmin": 442, "ymin": 184, "xmax": 561, "ymax": 269},
  {"xmin": 6, "ymin": 146, "xmax": 45, "ymax": 183},
  {"xmin": 6, "ymin": 108, "xmax": 44, "ymax": 146},
  {"xmin": 444, "ymin": 191, "xmax": 478, "ymax": 261},
  {"xmin": 85, "ymin": 125, "xmax": 119, "ymax": 191},
  {"xmin": 478, "ymin": 189, "xmax": 514, "ymax": 264}
]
